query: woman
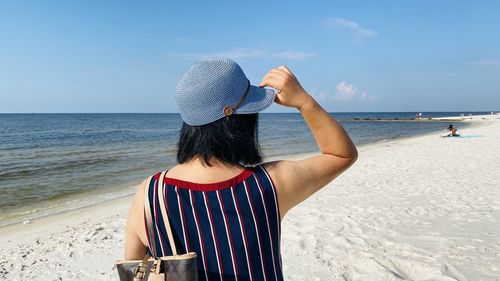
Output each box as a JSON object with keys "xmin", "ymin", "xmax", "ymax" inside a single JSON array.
[
  {"xmin": 447, "ymin": 124, "xmax": 460, "ymax": 137},
  {"xmin": 125, "ymin": 58, "xmax": 357, "ymax": 280}
]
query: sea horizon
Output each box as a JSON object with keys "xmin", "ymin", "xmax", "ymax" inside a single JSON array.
[{"xmin": 1, "ymin": 110, "xmax": 498, "ymax": 114}]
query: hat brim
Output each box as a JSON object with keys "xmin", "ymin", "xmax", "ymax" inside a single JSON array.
[{"xmin": 234, "ymin": 85, "xmax": 276, "ymax": 114}]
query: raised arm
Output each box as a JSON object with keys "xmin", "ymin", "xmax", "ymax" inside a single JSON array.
[{"xmin": 259, "ymin": 66, "xmax": 358, "ymax": 219}]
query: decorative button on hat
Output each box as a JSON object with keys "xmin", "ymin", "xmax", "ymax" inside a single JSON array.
[{"xmin": 175, "ymin": 57, "xmax": 277, "ymax": 126}]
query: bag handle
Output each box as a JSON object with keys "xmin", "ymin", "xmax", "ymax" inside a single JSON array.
[
  {"xmin": 157, "ymin": 171, "xmax": 178, "ymax": 255},
  {"xmin": 143, "ymin": 175, "xmax": 158, "ymax": 258}
]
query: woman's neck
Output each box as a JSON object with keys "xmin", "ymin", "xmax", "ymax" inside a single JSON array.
[{"xmin": 166, "ymin": 157, "xmax": 246, "ymax": 183}]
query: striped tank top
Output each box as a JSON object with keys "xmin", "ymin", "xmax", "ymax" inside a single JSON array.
[{"xmin": 145, "ymin": 165, "xmax": 283, "ymax": 281}]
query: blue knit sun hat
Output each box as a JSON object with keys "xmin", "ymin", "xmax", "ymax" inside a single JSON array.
[{"xmin": 176, "ymin": 57, "xmax": 277, "ymax": 126}]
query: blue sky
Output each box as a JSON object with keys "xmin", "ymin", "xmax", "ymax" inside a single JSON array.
[{"xmin": 0, "ymin": 0, "xmax": 499, "ymax": 113}]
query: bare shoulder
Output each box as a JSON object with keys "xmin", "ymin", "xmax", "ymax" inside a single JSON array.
[
  {"xmin": 262, "ymin": 158, "xmax": 314, "ymax": 194},
  {"xmin": 262, "ymin": 160, "xmax": 297, "ymax": 186},
  {"xmin": 262, "ymin": 160, "xmax": 302, "ymax": 219},
  {"xmin": 126, "ymin": 177, "xmax": 151, "ymax": 246},
  {"xmin": 265, "ymin": 156, "xmax": 302, "ymax": 171}
]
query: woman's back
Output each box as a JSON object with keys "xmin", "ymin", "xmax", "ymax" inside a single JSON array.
[{"xmin": 146, "ymin": 165, "xmax": 283, "ymax": 281}]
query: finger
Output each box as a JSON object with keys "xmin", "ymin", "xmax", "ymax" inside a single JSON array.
[
  {"xmin": 262, "ymin": 70, "xmax": 287, "ymax": 83},
  {"xmin": 262, "ymin": 69, "xmax": 284, "ymax": 80},
  {"xmin": 272, "ymin": 68, "xmax": 290, "ymax": 76},
  {"xmin": 271, "ymin": 66, "xmax": 288, "ymax": 74},
  {"xmin": 270, "ymin": 67, "xmax": 281, "ymax": 72},
  {"xmin": 259, "ymin": 75, "xmax": 276, "ymax": 87},
  {"xmin": 270, "ymin": 69, "xmax": 289, "ymax": 78},
  {"xmin": 277, "ymin": 65, "xmax": 287, "ymax": 71},
  {"xmin": 278, "ymin": 65, "xmax": 292, "ymax": 74},
  {"xmin": 260, "ymin": 75, "xmax": 284, "ymax": 89},
  {"xmin": 259, "ymin": 75, "xmax": 279, "ymax": 87},
  {"xmin": 261, "ymin": 72, "xmax": 281, "ymax": 82},
  {"xmin": 260, "ymin": 69, "xmax": 289, "ymax": 87},
  {"xmin": 266, "ymin": 69, "xmax": 289, "ymax": 81}
]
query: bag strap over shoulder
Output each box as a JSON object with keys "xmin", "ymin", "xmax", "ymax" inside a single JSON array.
[
  {"xmin": 143, "ymin": 175, "xmax": 157, "ymax": 258},
  {"xmin": 157, "ymin": 171, "xmax": 178, "ymax": 255}
]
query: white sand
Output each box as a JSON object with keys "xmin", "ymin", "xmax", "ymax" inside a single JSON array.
[{"xmin": 1, "ymin": 117, "xmax": 499, "ymax": 281}]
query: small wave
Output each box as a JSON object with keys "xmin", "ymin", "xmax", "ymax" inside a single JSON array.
[
  {"xmin": 0, "ymin": 156, "xmax": 122, "ymax": 178},
  {"xmin": 0, "ymin": 185, "xmax": 137, "ymax": 227},
  {"xmin": 285, "ymin": 119, "xmax": 306, "ymax": 123},
  {"xmin": 0, "ymin": 144, "xmax": 41, "ymax": 151},
  {"xmin": 165, "ymin": 148, "xmax": 178, "ymax": 154}
]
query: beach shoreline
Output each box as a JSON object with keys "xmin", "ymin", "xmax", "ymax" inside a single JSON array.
[
  {"xmin": 0, "ymin": 112, "xmax": 489, "ymax": 228},
  {"xmin": 0, "ymin": 113, "xmax": 486, "ymax": 228},
  {"xmin": 1, "ymin": 115, "xmax": 499, "ymax": 280},
  {"xmin": 0, "ymin": 117, "xmax": 468, "ymax": 228}
]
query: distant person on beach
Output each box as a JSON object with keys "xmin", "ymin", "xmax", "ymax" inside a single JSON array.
[
  {"xmin": 124, "ymin": 58, "xmax": 358, "ymax": 280},
  {"xmin": 447, "ymin": 124, "xmax": 460, "ymax": 137}
]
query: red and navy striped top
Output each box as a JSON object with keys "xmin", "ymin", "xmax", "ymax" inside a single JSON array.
[{"xmin": 145, "ymin": 165, "xmax": 283, "ymax": 281}]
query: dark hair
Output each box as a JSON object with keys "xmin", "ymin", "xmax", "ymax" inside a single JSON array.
[
  {"xmin": 177, "ymin": 114, "xmax": 262, "ymax": 167},
  {"xmin": 448, "ymin": 124, "xmax": 453, "ymax": 130}
]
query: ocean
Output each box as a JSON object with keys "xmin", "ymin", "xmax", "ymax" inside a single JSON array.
[{"xmin": 0, "ymin": 112, "xmax": 482, "ymax": 226}]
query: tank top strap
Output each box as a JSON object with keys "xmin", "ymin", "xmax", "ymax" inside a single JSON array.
[
  {"xmin": 144, "ymin": 171, "xmax": 176, "ymax": 257},
  {"xmin": 252, "ymin": 164, "xmax": 283, "ymax": 275},
  {"xmin": 253, "ymin": 164, "xmax": 281, "ymax": 225}
]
